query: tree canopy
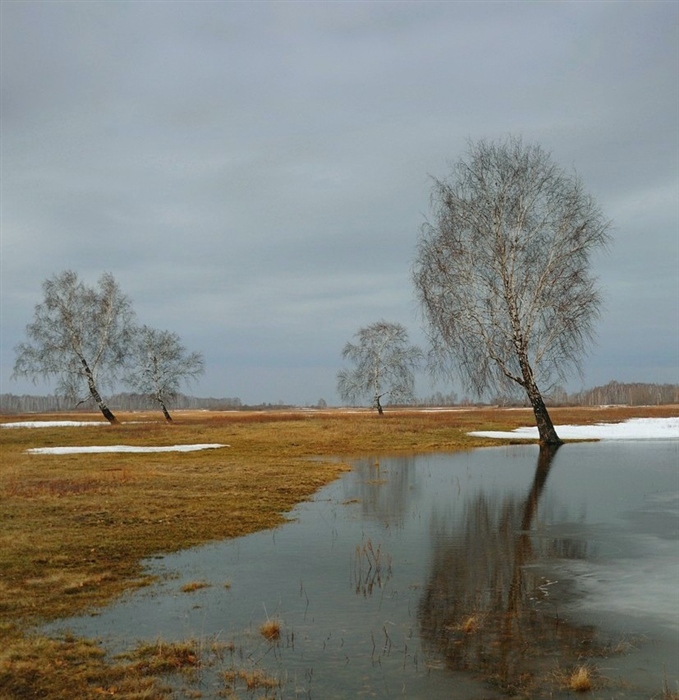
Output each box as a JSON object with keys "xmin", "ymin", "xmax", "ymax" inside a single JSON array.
[
  {"xmin": 337, "ymin": 321, "xmax": 422, "ymax": 414},
  {"xmin": 13, "ymin": 271, "xmax": 205, "ymax": 423},
  {"xmin": 12, "ymin": 271, "xmax": 136, "ymax": 423},
  {"xmin": 124, "ymin": 325, "xmax": 204, "ymax": 421},
  {"xmin": 413, "ymin": 136, "xmax": 611, "ymax": 443}
]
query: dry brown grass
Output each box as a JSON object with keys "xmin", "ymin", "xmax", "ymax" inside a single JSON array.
[
  {"xmin": 122, "ymin": 639, "xmax": 203, "ymax": 675},
  {"xmin": 222, "ymin": 667, "xmax": 281, "ymax": 691},
  {"xmin": 661, "ymin": 670, "xmax": 679, "ymax": 699},
  {"xmin": 460, "ymin": 615, "xmax": 479, "ymax": 634},
  {"xmin": 568, "ymin": 665, "xmax": 594, "ymax": 692},
  {"xmin": 1, "ymin": 405, "xmax": 676, "ymax": 698},
  {"xmin": 0, "ymin": 632, "xmax": 172, "ymax": 699},
  {"xmin": 259, "ymin": 618, "xmax": 281, "ymax": 642},
  {"xmin": 180, "ymin": 580, "xmax": 211, "ymax": 593}
]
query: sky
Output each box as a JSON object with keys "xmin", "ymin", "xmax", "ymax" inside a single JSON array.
[{"xmin": 1, "ymin": 1, "xmax": 678, "ymax": 407}]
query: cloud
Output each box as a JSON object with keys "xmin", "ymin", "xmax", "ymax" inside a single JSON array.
[{"xmin": 2, "ymin": 1, "xmax": 677, "ymax": 404}]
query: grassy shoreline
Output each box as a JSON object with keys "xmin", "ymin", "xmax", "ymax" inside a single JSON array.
[{"xmin": 1, "ymin": 405, "xmax": 676, "ymax": 698}]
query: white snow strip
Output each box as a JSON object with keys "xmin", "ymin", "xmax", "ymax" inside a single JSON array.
[
  {"xmin": 2, "ymin": 420, "xmax": 110, "ymax": 428},
  {"xmin": 27, "ymin": 444, "xmax": 229, "ymax": 454},
  {"xmin": 470, "ymin": 417, "xmax": 679, "ymax": 440}
]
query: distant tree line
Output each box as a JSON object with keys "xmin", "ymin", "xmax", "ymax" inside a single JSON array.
[
  {"xmin": 0, "ymin": 392, "xmax": 243, "ymax": 414},
  {"xmin": 2, "ymin": 382, "xmax": 677, "ymax": 415},
  {"xmin": 564, "ymin": 381, "xmax": 679, "ymax": 407},
  {"xmin": 489, "ymin": 381, "xmax": 679, "ymax": 407},
  {"xmin": 415, "ymin": 391, "xmax": 459, "ymax": 407}
]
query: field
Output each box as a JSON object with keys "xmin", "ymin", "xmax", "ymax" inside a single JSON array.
[{"xmin": 1, "ymin": 405, "xmax": 676, "ymax": 698}]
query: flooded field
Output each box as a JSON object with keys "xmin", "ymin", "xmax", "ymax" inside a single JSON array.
[{"xmin": 46, "ymin": 441, "xmax": 678, "ymax": 698}]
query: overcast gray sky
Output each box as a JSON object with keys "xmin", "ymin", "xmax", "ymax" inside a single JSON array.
[{"xmin": 2, "ymin": 1, "xmax": 677, "ymax": 406}]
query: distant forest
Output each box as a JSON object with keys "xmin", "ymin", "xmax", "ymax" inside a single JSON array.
[
  {"xmin": 0, "ymin": 392, "xmax": 246, "ymax": 414},
  {"xmin": 1, "ymin": 381, "xmax": 678, "ymax": 414}
]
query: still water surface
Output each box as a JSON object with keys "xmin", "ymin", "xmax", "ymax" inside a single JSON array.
[{"xmin": 48, "ymin": 441, "xmax": 678, "ymax": 698}]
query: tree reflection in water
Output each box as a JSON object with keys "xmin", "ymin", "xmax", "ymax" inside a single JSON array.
[{"xmin": 419, "ymin": 445, "xmax": 610, "ymax": 696}]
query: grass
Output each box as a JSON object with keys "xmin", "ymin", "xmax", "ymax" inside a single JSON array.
[
  {"xmin": 259, "ymin": 618, "xmax": 281, "ymax": 642},
  {"xmin": 568, "ymin": 665, "xmax": 594, "ymax": 692},
  {"xmin": 0, "ymin": 632, "xmax": 171, "ymax": 699},
  {"xmin": 660, "ymin": 668, "xmax": 679, "ymax": 699},
  {"xmin": 122, "ymin": 639, "xmax": 203, "ymax": 675},
  {"xmin": 180, "ymin": 580, "xmax": 211, "ymax": 593},
  {"xmin": 0, "ymin": 404, "xmax": 676, "ymax": 698},
  {"xmin": 222, "ymin": 668, "xmax": 281, "ymax": 692},
  {"xmin": 549, "ymin": 663, "xmax": 599, "ymax": 694},
  {"xmin": 460, "ymin": 615, "xmax": 479, "ymax": 634}
]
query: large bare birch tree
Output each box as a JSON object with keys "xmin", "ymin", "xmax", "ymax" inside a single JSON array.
[
  {"xmin": 12, "ymin": 271, "xmax": 135, "ymax": 424},
  {"xmin": 413, "ymin": 137, "xmax": 610, "ymax": 444},
  {"xmin": 337, "ymin": 321, "xmax": 422, "ymax": 414}
]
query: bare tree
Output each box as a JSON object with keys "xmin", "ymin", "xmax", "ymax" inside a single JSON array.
[
  {"xmin": 337, "ymin": 321, "xmax": 422, "ymax": 414},
  {"xmin": 124, "ymin": 325, "xmax": 204, "ymax": 421},
  {"xmin": 413, "ymin": 136, "xmax": 611, "ymax": 444},
  {"xmin": 12, "ymin": 271, "xmax": 135, "ymax": 424}
]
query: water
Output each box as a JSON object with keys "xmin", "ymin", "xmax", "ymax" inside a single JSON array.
[{"xmin": 46, "ymin": 441, "xmax": 679, "ymax": 698}]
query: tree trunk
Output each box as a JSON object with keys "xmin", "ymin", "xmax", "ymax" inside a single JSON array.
[
  {"xmin": 157, "ymin": 396, "xmax": 173, "ymax": 422},
  {"xmin": 97, "ymin": 401, "xmax": 118, "ymax": 425},
  {"xmin": 526, "ymin": 384, "xmax": 562, "ymax": 445},
  {"xmin": 517, "ymin": 354, "xmax": 562, "ymax": 445},
  {"xmin": 525, "ymin": 383, "xmax": 562, "ymax": 445},
  {"xmin": 374, "ymin": 394, "xmax": 384, "ymax": 415},
  {"xmin": 81, "ymin": 358, "xmax": 118, "ymax": 424}
]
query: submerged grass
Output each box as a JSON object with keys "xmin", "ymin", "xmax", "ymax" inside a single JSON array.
[
  {"xmin": 121, "ymin": 639, "xmax": 204, "ymax": 676},
  {"xmin": 180, "ymin": 580, "xmax": 212, "ymax": 593},
  {"xmin": 0, "ymin": 405, "xmax": 676, "ymax": 698},
  {"xmin": 568, "ymin": 665, "xmax": 595, "ymax": 692},
  {"xmin": 222, "ymin": 667, "xmax": 281, "ymax": 692},
  {"xmin": 258, "ymin": 618, "xmax": 281, "ymax": 642}
]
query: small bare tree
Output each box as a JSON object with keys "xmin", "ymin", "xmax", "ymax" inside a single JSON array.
[
  {"xmin": 12, "ymin": 271, "xmax": 135, "ymax": 424},
  {"xmin": 337, "ymin": 321, "xmax": 422, "ymax": 414},
  {"xmin": 124, "ymin": 325, "xmax": 204, "ymax": 422},
  {"xmin": 413, "ymin": 136, "xmax": 611, "ymax": 444}
]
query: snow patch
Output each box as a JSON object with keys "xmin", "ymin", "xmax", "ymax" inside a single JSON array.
[
  {"xmin": 470, "ymin": 417, "xmax": 679, "ymax": 440},
  {"xmin": 2, "ymin": 420, "xmax": 110, "ymax": 428},
  {"xmin": 27, "ymin": 444, "xmax": 229, "ymax": 454}
]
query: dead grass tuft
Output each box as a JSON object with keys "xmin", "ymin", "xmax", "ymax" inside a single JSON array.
[
  {"xmin": 180, "ymin": 580, "xmax": 211, "ymax": 593},
  {"xmin": 124, "ymin": 639, "xmax": 202, "ymax": 675},
  {"xmin": 259, "ymin": 618, "xmax": 281, "ymax": 641},
  {"xmin": 460, "ymin": 615, "xmax": 479, "ymax": 634},
  {"xmin": 222, "ymin": 668, "xmax": 281, "ymax": 691},
  {"xmin": 661, "ymin": 670, "xmax": 679, "ymax": 699},
  {"xmin": 568, "ymin": 664, "xmax": 594, "ymax": 692}
]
